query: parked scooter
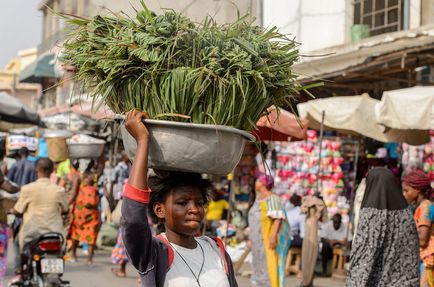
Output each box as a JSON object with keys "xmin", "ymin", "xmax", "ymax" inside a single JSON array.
[{"xmin": 11, "ymin": 233, "xmax": 69, "ymax": 287}]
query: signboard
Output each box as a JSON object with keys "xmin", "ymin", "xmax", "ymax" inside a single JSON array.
[{"xmin": 7, "ymin": 135, "xmax": 38, "ymax": 151}]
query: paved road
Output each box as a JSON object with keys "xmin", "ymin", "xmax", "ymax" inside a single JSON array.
[{"xmin": 4, "ymin": 244, "xmax": 344, "ymax": 287}]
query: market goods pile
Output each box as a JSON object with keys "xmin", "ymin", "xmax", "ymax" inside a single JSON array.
[
  {"xmin": 62, "ymin": 3, "xmax": 308, "ymax": 131},
  {"xmin": 67, "ymin": 134, "xmax": 105, "ymax": 144}
]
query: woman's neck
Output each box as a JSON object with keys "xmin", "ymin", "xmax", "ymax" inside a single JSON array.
[
  {"xmin": 165, "ymin": 228, "xmax": 197, "ymax": 249},
  {"xmin": 416, "ymin": 194, "xmax": 426, "ymax": 205}
]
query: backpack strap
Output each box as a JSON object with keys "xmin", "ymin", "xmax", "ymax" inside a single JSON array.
[
  {"xmin": 156, "ymin": 234, "xmax": 174, "ymax": 268},
  {"xmin": 210, "ymin": 236, "xmax": 229, "ymax": 274},
  {"xmin": 156, "ymin": 234, "xmax": 229, "ymax": 275}
]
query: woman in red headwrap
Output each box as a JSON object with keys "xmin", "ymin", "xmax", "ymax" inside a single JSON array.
[{"xmin": 403, "ymin": 170, "xmax": 434, "ymax": 287}]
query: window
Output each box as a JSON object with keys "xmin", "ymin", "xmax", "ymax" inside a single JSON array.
[{"xmin": 354, "ymin": 0, "xmax": 404, "ymax": 36}]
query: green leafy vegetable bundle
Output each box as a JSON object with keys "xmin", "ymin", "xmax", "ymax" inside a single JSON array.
[{"xmin": 62, "ymin": 2, "xmax": 309, "ymax": 131}]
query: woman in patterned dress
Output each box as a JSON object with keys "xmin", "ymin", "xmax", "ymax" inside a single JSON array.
[
  {"xmin": 69, "ymin": 171, "xmax": 101, "ymax": 265},
  {"xmin": 403, "ymin": 170, "xmax": 434, "ymax": 287},
  {"xmin": 111, "ymin": 232, "xmax": 129, "ymax": 277},
  {"xmin": 347, "ymin": 168, "xmax": 419, "ymax": 287},
  {"xmin": 248, "ymin": 174, "xmax": 291, "ymax": 287}
]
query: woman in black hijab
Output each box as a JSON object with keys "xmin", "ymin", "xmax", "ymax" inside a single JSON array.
[{"xmin": 346, "ymin": 167, "xmax": 419, "ymax": 287}]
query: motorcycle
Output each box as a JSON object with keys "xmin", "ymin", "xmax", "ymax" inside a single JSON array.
[{"xmin": 12, "ymin": 232, "xmax": 70, "ymax": 287}]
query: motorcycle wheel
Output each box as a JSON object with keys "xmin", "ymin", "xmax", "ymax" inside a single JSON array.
[
  {"xmin": 33, "ymin": 275, "xmax": 56, "ymax": 287},
  {"xmin": 42, "ymin": 281, "xmax": 57, "ymax": 287},
  {"xmin": 43, "ymin": 278, "xmax": 62, "ymax": 287},
  {"xmin": 35, "ymin": 275, "xmax": 44, "ymax": 287}
]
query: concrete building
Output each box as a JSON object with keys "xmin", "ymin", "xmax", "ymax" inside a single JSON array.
[
  {"xmin": 263, "ymin": 0, "xmax": 431, "ymax": 54},
  {"xmin": 0, "ymin": 48, "xmax": 41, "ymax": 110},
  {"xmin": 260, "ymin": 0, "xmax": 434, "ymax": 98},
  {"xmin": 33, "ymin": 0, "xmax": 433, "ymax": 107}
]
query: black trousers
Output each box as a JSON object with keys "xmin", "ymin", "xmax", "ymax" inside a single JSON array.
[
  {"xmin": 290, "ymin": 233, "xmax": 303, "ymax": 248},
  {"xmin": 321, "ymin": 241, "xmax": 334, "ymax": 274}
]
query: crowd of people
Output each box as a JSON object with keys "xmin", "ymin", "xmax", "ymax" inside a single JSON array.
[
  {"xmin": 0, "ymin": 110, "xmax": 431, "ymax": 287},
  {"xmin": 0, "ymin": 146, "xmax": 135, "ymax": 286}
]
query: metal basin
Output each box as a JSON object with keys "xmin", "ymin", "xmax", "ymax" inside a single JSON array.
[
  {"xmin": 67, "ymin": 143, "xmax": 105, "ymax": 159},
  {"xmin": 44, "ymin": 130, "xmax": 73, "ymax": 138},
  {"xmin": 120, "ymin": 119, "xmax": 256, "ymax": 175}
]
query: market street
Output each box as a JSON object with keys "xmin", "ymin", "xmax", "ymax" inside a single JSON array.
[
  {"xmin": 1, "ymin": 1, "xmax": 433, "ymax": 287},
  {"xmin": 4, "ymin": 245, "xmax": 344, "ymax": 287}
]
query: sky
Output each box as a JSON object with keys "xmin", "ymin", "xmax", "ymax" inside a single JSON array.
[{"xmin": 0, "ymin": 0, "xmax": 42, "ymax": 68}]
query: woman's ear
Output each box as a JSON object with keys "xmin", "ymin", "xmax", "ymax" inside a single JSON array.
[{"xmin": 154, "ymin": 203, "xmax": 165, "ymax": 219}]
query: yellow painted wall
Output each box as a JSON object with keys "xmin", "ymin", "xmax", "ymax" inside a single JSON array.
[{"xmin": 0, "ymin": 48, "xmax": 40, "ymax": 110}]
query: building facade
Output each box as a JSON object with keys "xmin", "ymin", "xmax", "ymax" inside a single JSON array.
[
  {"xmin": 260, "ymin": 0, "xmax": 434, "ymax": 98},
  {"xmin": 263, "ymin": 0, "xmax": 432, "ymax": 54},
  {"xmin": 34, "ymin": 0, "xmax": 262, "ymax": 110},
  {"xmin": 33, "ymin": 0, "xmax": 433, "ymax": 107},
  {"xmin": 0, "ymin": 48, "xmax": 41, "ymax": 110}
]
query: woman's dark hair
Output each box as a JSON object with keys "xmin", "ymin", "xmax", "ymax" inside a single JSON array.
[
  {"xmin": 72, "ymin": 159, "xmax": 80, "ymax": 170},
  {"xmin": 82, "ymin": 170, "xmax": 94, "ymax": 180},
  {"xmin": 85, "ymin": 159, "xmax": 95, "ymax": 173},
  {"xmin": 147, "ymin": 170, "xmax": 211, "ymax": 224},
  {"xmin": 246, "ymin": 187, "xmax": 256, "ymax": 227},
  {"xmin": 290, "ymin": 194, "xmax": 302, "ymax": 207}
]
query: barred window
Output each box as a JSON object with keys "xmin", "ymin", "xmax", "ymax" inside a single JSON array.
[{"xmin": 354, "ymin": 0, "xmax": 404, "ymax": 36}]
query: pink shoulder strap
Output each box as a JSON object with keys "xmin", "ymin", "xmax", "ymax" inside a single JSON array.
[
  {"xmin": 156, "ymin": 235, "xmax": 229, "ymax": 274},
  {"xmin": 156, "ymin": 234, "xmax": 174, "ymax": 267},
  {"xmin": 210, "ymin": 236, "xmax": 229, "ymax": 274}
]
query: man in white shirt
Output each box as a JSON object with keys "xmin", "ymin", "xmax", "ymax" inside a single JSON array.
[
  {"xmin": 285, "ymin": 194, "xmax": 305, "ymax": 247},
  {"xmin": 320, "ymin": 213, "xmax": 352, "ymax": 276}
]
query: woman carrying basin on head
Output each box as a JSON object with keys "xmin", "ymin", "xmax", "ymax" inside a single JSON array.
[{"xmin": 121, "ymin": 109, "xmax": 238, "ymax": 287}]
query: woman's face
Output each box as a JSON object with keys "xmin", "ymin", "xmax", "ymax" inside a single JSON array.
[
  {"xmin": 255, "ymin": 180, "xmax": 265, "ymax": 192},
  {"xmin": 402, "ymin": 183, "xmax": 420, "ymax": 203},
  {"xmin": 82, "ymin": 174, "xmax": 94, "ymax": 186},
  {"xmin": 155, "ymin": 186, "xmax": 205, "ymax": 236}
]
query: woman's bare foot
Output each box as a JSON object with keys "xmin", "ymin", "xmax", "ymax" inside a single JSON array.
[
  {"xmin": 112, "ymin": 268, "xmax": 126, "ymax": 278},
  {"xmin": 297, "ymin": 271, "xmax": 302, "ymax": 279}
]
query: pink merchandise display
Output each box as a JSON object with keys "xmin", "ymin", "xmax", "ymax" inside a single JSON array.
[
  {"xmin": 423, "ymin": 132, "xmax": 434, "ymax": 183},
  {"xmin": 273, "ymin": 131, "xmax": 347, "ymax": 214},
  {"xmin": 233, "ymin": 143, "xmax": 257, "ymax": 196}
]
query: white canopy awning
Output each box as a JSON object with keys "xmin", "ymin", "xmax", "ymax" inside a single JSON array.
[
  {"xmin": 375, "ymin": 86, "xmax": 433, "ymax": 145},
  {"xmin": 375, "ymin": 86, "xmax": 434, "ymax": 130},
  {"xmin": 298, "ymin": 91, "xmax": 432, "ymax": 145},
  {"xmin": 298, "ymin": 94, "xmax": 389, "ymax": 142}
]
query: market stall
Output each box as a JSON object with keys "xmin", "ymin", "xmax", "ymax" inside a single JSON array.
[
  {"xmin": 231, "ymin": 108, "xmax": 308, "ymax": 198},
  {"xmin": 294, "ymin": 94, "xmax": 395, "ymax": 217},
  {"xmin": 0, "ymin": 92, "xmax": 42, "ymax": 126}
]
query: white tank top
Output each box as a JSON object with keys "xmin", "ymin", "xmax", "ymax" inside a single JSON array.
[{"xmin": 163, "ymin": 237, "xmax": 230, "ymax": 287}]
